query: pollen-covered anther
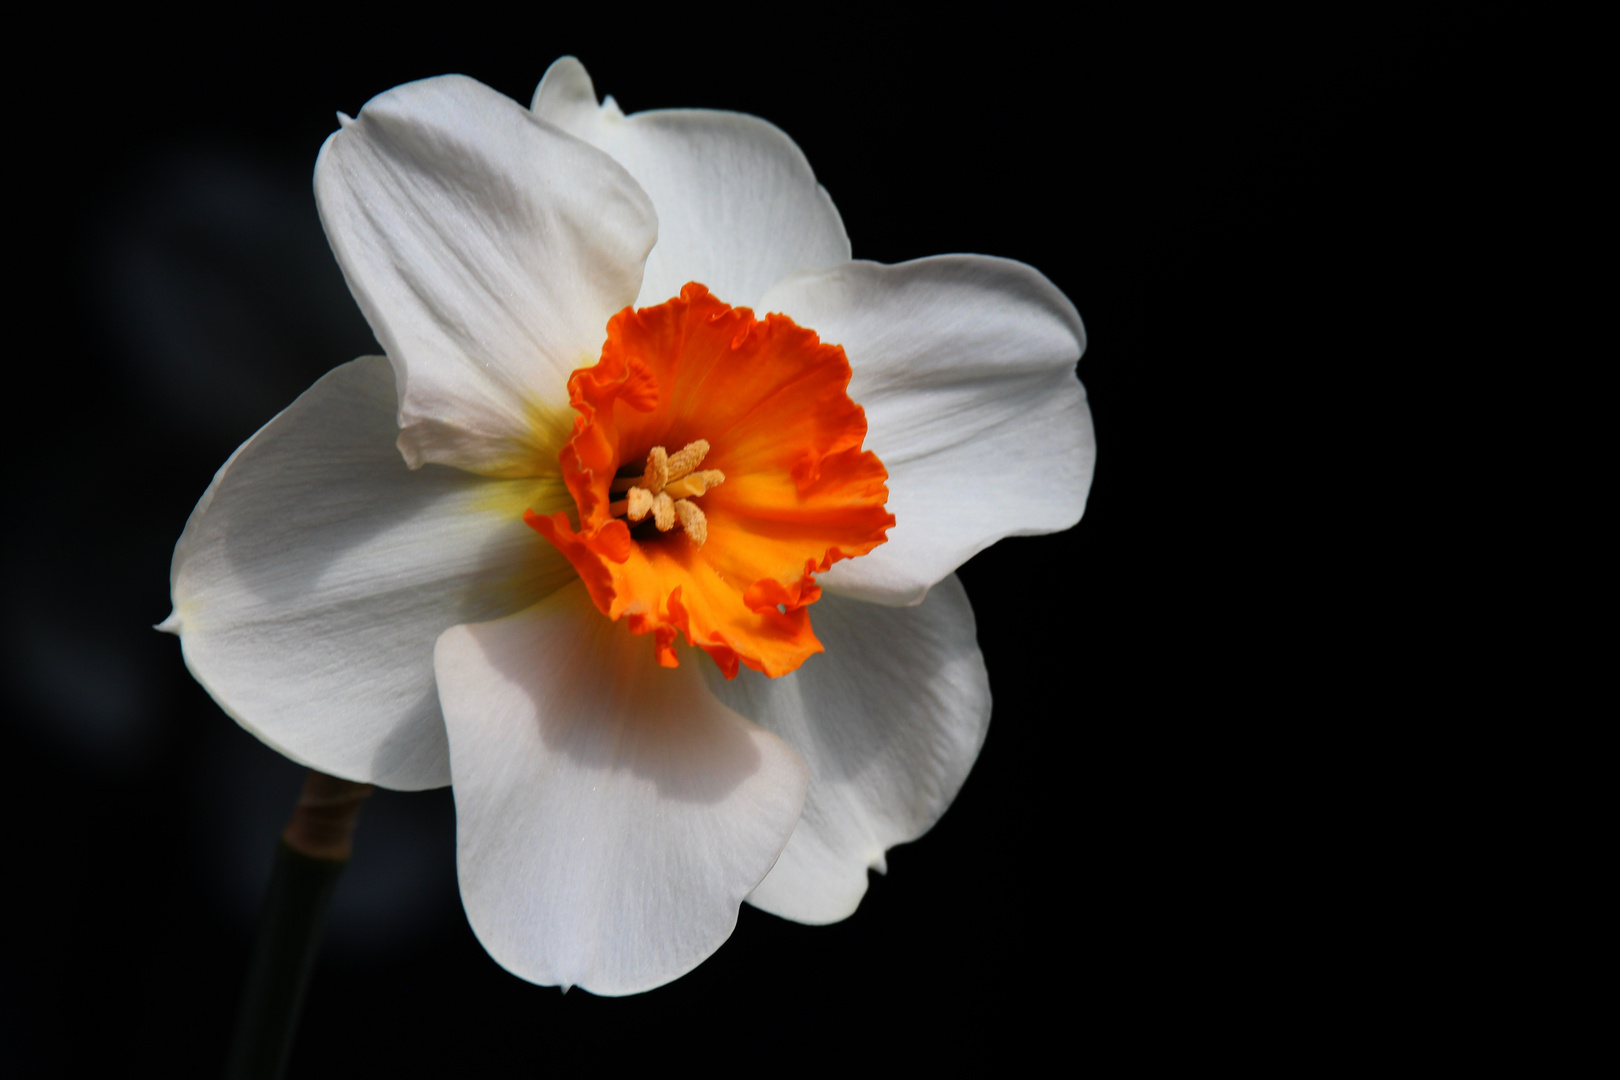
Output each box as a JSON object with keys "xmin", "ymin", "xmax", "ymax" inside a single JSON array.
[
  {"xmin": 609, "ymin": 440, "xmax": 724, "ymax": 545},
  {"xmin": 651, "ymin": 491, "xmax": 676, "ymax": 531},
  {"xmin": 664, "ymin": 440, "xmax": 710, "ymax": 482},
  {"xmin": 674, "ymin": 499, "xmax": 708, "ymax": 546},
  {"xmin": 640, "ymin": 446, "xmax": 669, "ymax": 493},
  {"xmin": 612, "ymin": 440, "xmax": 713, "ymax": 495},
  {"xmin": 624, "ymin": 486, "xmax": 654, "ymax": 522}
]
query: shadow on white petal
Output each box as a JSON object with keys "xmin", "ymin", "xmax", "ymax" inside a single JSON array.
[
  {"xmin": 435, "ymin": 582, "xmax": 807, "ymax": 994},
  {"xmin": 533, "ymin": 57, "xmax": 850, "ymax": 312},
  {"xmin": 172, "ymin": 357, "xmax": 576, "ymax": 790},
  {"xmin": 468, "ymin": 594, "xmax": 765, "ymax": 802},
  {"xmin": 710, "ymin": 576, "xmax": 990, "ymax": 925}
]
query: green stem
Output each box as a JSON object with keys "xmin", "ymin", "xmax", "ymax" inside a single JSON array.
[{"xmin": 224, "ymin": 772, "xmax": 372, "ymax": 1080}]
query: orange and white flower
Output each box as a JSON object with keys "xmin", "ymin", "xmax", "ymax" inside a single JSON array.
[{"xmin": 162, "ymin": 58, "xmax": 1095, "ymax": 995}]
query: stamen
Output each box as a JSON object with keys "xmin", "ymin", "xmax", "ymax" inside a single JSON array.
[
  {"xmin": 651, "ymin": 491, "xmax": 676, "ymax": 531},
  {"xmin": 663, "ymin": 469, "xmax": 725, "ymax": 500},
  {"xmin": 608, "ymin": 440, "xmax": 721, "ymax": 545},
  {"xmin": 625, "ymin": 487, "xmax": 654, "ymax": 522},
  {"xmin": 611, "ymin": 441, "xmax": 715, "ymax": 493},
  {"xmin": 665, "ymin": 440, "xmax": 709, "ymax": 482},
  {"xmin": 674, "ymin": 499, "xmax": 708, "ymax": 546},
  {"xmin": 642, "ymin": 446, "xmax": 669, "ymax": 493}
]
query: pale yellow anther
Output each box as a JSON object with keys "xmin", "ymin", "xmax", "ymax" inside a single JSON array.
[
  {"xmin": 613, "ymin": 439, "xmax": 718, "ymax": 544},
  {"xmin": 651, "ymin": 491, "xmax": 676, "ymax": 531},
  {"xmin": 674, "ymin": 499, "xmax": 708, "ymax": 546},
  {"xmin": 625, "ymin": 486, "xmax": 654, "ymax": 522},
  {"xmin": 662, "ymin": 469, "xmax": 726, "ymax": 500},
  {"xmin": 613, "ymin": 441, "xmax": 714, "ymax": 495},
  {"xmin": 641, "ymin": 446, "xmax": 669, "ymax": 493},
  {"xmin": 664, "ymin": 440, "xmax": 710, "ymax": 482}
]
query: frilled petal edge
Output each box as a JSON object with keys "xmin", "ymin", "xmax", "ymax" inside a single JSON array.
[
  {"xmin": 706, "ymin": 575, "xmax": 990, "ymax": 923},
  {"xmin": 166, "ymin": 357, "xmax": 576, "ymax": 790},
  {"xmin": 435, "ymin": 581, "xmax": 808, "ymax": 995},
  {"xmin": 316, "ymin": 74, "xmax": 657, "ymax": 476},
  {"xmin": 533, "ymin": 57, "xmax": 850, "ymax": 311},
  {"xmin": 761, "ymin": 256, "xmax": 1095, "ymax": 605}
]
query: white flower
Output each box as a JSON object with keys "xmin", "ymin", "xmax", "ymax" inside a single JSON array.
[{"xmin": 163, "ymin": 58, "xmax": 1095, "ymax": 995}]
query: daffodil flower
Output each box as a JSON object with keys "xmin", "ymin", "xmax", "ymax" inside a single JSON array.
[{"xmin": 163, "ymin": 58, "xmax": 1095, "ymax": 995}]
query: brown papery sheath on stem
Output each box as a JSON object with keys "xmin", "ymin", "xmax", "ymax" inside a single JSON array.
[{"xmin": 281, "ymin": 771, "xmax": 373, "ymax": 861}]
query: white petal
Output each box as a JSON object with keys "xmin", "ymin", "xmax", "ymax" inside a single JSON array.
[
  {"xmin": 703, "ymin": 576, "xmax": 990, "ymax": 923},
  {"xmin": 761, "ymin": 256, "xmax": 1095, "ymax": 605},
  {"xmin": 436, "ymin": 582, "xmax": 808, "ymax": 995},
  {"xmin": 170, "ymin": 357, "xmax": 576, "ymax": 790},
  {"xmin": 532, "ymin": 57, "xmax": 850, "ymax": 310},
  {"xmin": 316, "ymin": 75, "xmax": 657, "ymax": 476}
]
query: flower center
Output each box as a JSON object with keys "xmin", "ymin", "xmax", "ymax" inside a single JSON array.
[
  {"xmin": 525, "ymin": 282, "xmax": 894, "ymax": 679},
  {"xmin": 608, "ymin": 440, "xmax": 724, "ymax": 546}
]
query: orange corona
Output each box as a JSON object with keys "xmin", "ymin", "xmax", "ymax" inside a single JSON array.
[{"xmin": 526, "ymin": 283, "xmax": 893, "ymax": 679}]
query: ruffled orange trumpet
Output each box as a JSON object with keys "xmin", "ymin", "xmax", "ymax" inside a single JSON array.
[{"xmin": 527, "ymin": 283, "xmax": 895, "ymax": 679}]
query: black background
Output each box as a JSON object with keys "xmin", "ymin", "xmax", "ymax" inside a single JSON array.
[{"xmin": 7, "ymin": 5, "xmax": 1475, "ymax": 1072}]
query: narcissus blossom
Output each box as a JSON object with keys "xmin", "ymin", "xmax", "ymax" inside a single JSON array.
[{"xmin": 163, "ymin": 58, "xmax": 1095, "ymax": 995}]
